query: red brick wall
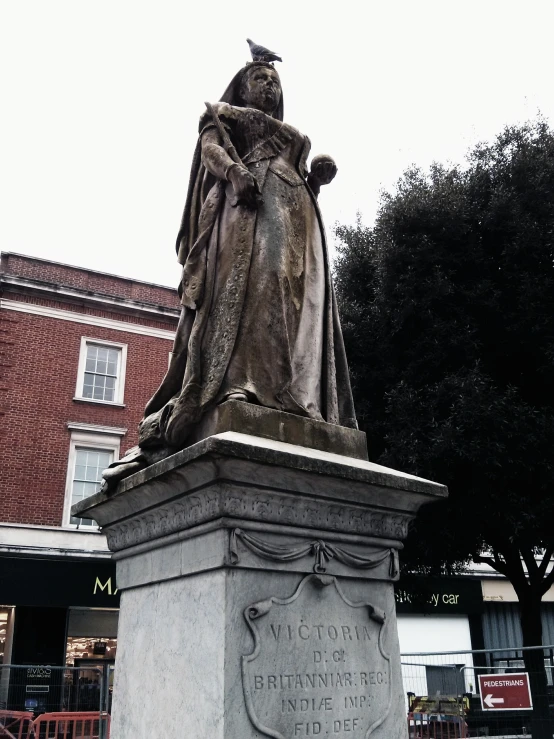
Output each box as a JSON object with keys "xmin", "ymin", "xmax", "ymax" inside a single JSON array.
[{"xmin": 0, "ymin": 307, "xmax": 176, "ymax": 526}]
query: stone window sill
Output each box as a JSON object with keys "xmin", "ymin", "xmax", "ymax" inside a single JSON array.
[
  {"xmin": 73, "ymin": 397, "xmax": 126, "ymax": 408},
  {"xmin": 62, "ymin": 523, "xmax": 101, "ymax": 532}
]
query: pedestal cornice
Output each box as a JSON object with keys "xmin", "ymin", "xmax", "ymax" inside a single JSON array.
[{"xmin": 73, "ymin": 432, "xmax": 447, "ymax": 563}]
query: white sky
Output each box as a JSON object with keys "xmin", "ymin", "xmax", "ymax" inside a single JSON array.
[{"xmin": 2, "ymin": 0, "xmax": 553, "ymax": 287}]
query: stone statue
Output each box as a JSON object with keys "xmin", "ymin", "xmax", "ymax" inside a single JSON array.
[{"xmin": 103, "ymin": 59, "xmax": 357, "ymax": 488}]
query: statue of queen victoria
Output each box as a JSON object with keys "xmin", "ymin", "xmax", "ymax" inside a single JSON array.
[{"xmin": 103, "ymin": 59, "xmax": 357, "ymax": 487}]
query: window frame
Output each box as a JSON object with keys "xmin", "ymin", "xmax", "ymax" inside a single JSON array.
[
  {"xmin": 62, "ymin": 430, "xmax": 122, "ymax": 528},
  {"xmin": 74, "ymin": 337, "xmax": 128, "ymax": 406}
]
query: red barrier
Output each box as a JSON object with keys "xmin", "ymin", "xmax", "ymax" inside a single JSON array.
[
  {"xmin": 0, "ymin": 711, "xmax": 35, "ymax": 739},
  {"xmin": 408, "ymin": 711, "xmax": 467, "ymax": 739},
  {"xmin": 32, "ymin": 712, "xmax": 110, "ymax": 739}
]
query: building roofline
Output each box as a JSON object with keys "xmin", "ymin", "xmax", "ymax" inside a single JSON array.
[{"xmin": 0, "ymin": 251, "xmax": 177, "ymax": 292}]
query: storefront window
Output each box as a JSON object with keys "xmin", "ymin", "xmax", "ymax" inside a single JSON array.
[
  {"xmin": 65, "ymin": 637, "xmax": 117, "ymax": 666},
  {"xmin": 0, "ymin": 611, "xmax": 7, "ymax": 663},
  {"xmin": 63, "ymin": 609, "xmax": 118, "ymax": 713},
  {"xmin": 0, "ymin": 608, "xmax": 14, "ymax": 665},
  {"xmin": 0, "ymin": 608, "xmax": 15, "ymax": 710},
  {"xmin": 66, "ymin": 608, "xmax": 118, "ymax": 666}
]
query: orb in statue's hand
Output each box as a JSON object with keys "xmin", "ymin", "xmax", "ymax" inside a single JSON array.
[{"xmin": 309, "ymin": 154, "xmax": 338, "ymax": 186}]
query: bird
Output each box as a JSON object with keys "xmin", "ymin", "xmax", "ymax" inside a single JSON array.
[{"xmin": 246, "ymin": 38, "xmax": 282, "ymax": 63}]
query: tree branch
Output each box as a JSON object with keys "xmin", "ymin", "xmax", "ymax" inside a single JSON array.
[
  {"xmin": 494, "ymin": 539, "xmax": 528, "ymax": 597},
  {"xmin": 474, "ymin": 553, "xmax": 509, "ymax": 578},
  {"xmin": 540, "ymin": 562, "xmax": 554, "ymax": 596},
  {"xmin": 520, "ymin": 545, "xmax": 540, "ymax": 583},
  {"xmin": 537, "ymin": 545, "xmax": 554, "ymax": 579}
]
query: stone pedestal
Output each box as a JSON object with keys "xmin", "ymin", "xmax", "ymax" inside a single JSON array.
[{"xmin": 74, "ymin": 430, "xmax": 447, "ymax": 739}]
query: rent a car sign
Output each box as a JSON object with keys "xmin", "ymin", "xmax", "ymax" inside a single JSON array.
[{"xmin": 478, "ymin": 673, "xmax": 532, "ymax": 710}]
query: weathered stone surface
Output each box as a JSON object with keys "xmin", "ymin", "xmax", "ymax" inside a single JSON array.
[
  {"xmin": 74, "ymin": 46, "xmax": 450, "ymax": 737},
  {"xmin": 242, "ymin": 574, "xmax": 395, "ymax": 739},
  {"xmin": 101, "ymin": 60, "xmax": 359, "ymax": 492},
  {"xmin": 110, "ymin": 565, "xmax": 406, "ymax": 739},
  {"xmin": 75, "ymin": 433, "xmax": 444, "ymax": 521},
  {"xmin": 112, "ymin": 569, "xmax": 226, "ymax": 738},
  {"xmin": 141, "ymin": 63, "xmax": 356, "ymax": 446},
  {"xmin": 188, "ymin": 400, "xmax": 368, "ymax": 460},
  {"xmin": 74, "ymin": 433, "xmax": 446, "ymax": 739},
  {"xmin": 73, "ymin": 432, "xmax": 446, "ymax": 555},
  {"xmin": 113, "ymin": 527, "xmax": 401, "ymax": 590}
]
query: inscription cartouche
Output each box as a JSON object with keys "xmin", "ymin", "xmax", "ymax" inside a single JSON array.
[{"xmin": 242, "ymin": 575, "xmax": 392, "ymax": 738}]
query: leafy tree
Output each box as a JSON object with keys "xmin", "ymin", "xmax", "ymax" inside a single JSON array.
[{"xmin": 334, "ymin": 120, "xmax": 554, "ymax": 738}]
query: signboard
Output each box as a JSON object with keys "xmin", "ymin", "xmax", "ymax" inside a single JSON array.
[
  {"xmin": 93, "ymin": 641, "xmax": 107, "ymax": 655},
  {"xmin": 25, "ymin": 666, "xmax": 52, "ymax": 697},
  {"xmin": 0, "ymin": 555, "xmax": 119, "ymax": 607},
  {"xmin": 242, "ymin": 574, "xmax": 392, "ymax": 738},
  {"xmin": 478, "ymin": 673, "xmax": 532, "ymax": 711},
  {"xmin": 395, "ymin": 577, "xmax": 483, "ymax": 614}
]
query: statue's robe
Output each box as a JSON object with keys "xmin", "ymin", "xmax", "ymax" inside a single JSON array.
[{"xmin": 143, "ymin": 103, "xmax": 357, "ymax": 448}]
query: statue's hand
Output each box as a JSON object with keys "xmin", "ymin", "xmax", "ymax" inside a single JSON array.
[
  {"xmin": 228, "ymin": 164, "xmax": 262, "ymax": 208},
  {"xmin": 308, "ymin": 154, "xmax": 337, "ymax": 189}
]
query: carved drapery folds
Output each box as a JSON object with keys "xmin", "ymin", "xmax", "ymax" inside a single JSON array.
[{"xmin": 229, "ymin": 528, "xmax": 398, "ymax": 577}]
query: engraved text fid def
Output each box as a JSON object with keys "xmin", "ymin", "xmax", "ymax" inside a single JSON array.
[{"xmin": 242, "ymin": 575, "xmax": 392, "ymax": 738}]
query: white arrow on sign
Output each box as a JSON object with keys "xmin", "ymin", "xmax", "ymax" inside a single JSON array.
[{"xmin": 484, "ymin": 694, "xmax": 505, "ymax": 708}]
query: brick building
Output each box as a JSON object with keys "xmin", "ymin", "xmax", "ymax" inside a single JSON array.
[{"xmin": 0, "ymin": 252, "xmax": 179, "ymax": 705}]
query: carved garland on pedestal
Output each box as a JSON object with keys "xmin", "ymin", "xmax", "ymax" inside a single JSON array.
[{"xmin": 229, "ymin": 528, "xmax": 398, "ymax": 577}]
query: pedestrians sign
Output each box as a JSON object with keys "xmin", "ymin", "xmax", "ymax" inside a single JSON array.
[{"xmin": 478, "ymin": 672, "xmax": 532, "ymax": 711}]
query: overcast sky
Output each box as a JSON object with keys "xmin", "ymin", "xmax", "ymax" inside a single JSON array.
[{"xmin": 2, "ymin": 0, "xmax": 553, "ymax": 287}]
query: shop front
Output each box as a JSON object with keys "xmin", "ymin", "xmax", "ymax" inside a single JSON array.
[
  {"xmin": 395, "ymin": 576, "xmax": 484, "ymax": 697},
  {"xmin": 0, "ymin": 554, "xmax": 119, "ymax": 711}
]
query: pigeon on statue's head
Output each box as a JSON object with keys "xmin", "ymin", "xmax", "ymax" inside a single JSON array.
[{"xmin": 246, "ymin": 38, "xmax": 282, "ymax": 63}]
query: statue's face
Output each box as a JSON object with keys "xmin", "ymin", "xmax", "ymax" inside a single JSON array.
[{"xmin": 240, "ymin": 67, "xmax": 281, "ymax": 115}]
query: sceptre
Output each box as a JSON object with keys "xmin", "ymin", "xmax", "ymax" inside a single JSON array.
[
  {"xmin": 204, "ymin": 101, "xmax": 242, "ymax": 165},
  {"xmin": 204, "ymin": 101, "xmax": 263, "ymax": 206}
]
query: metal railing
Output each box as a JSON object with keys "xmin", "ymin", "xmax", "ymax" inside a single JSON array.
[
  {"xmin": 0, "ymin": 665, "xmax": 110, "ymax": 739},
  {"xmin": 401, "ymin": 645, "xmax": 554, "ymax": 738},
  {"xmin": 0, "ymin": 710, "xmax": 34, "ymax": 739},
  {"xmin": 33, "ymin": 711, "xmax": 111, "ymax": 739}
]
